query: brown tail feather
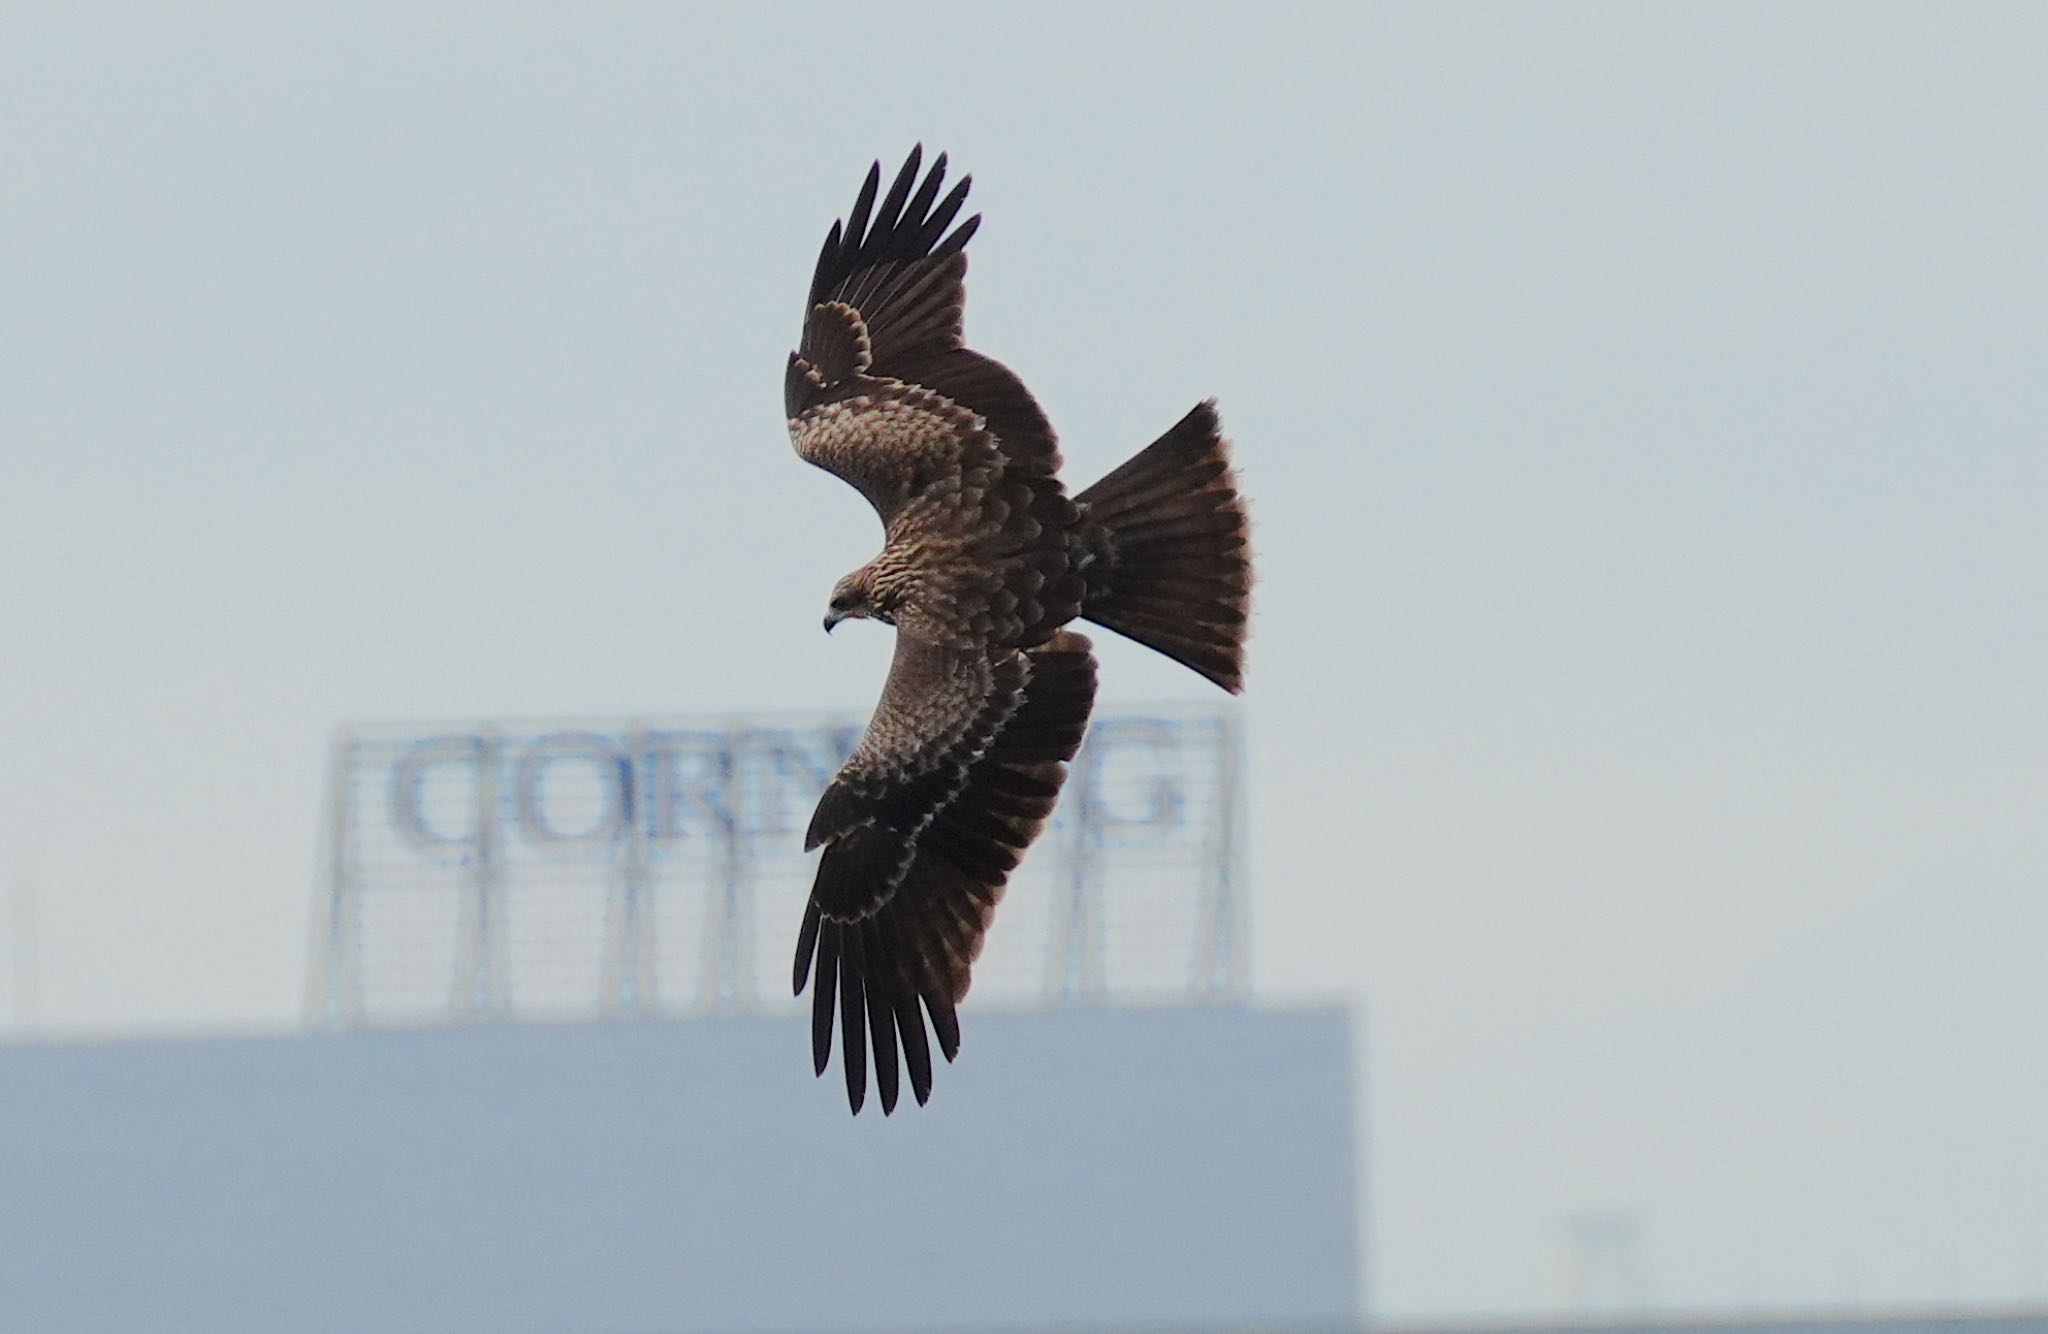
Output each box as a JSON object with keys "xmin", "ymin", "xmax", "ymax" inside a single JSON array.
[{"xmin": 1075, "ymin": 400, "xmax": 1251, "ymax": 692}]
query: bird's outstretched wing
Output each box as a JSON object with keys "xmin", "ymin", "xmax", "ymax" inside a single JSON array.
[
  {"xmin": 794, "ymin": 630, "xmax": 1098, "ymax": 1113},
  {"xmin": 785, "ymin": 146, "xmax": 1062, "ymax": 523}
]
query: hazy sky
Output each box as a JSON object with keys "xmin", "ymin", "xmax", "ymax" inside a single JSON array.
[{"xmin": 3, "ymin": 1, "xmax": 2045, "ymax": 1318}]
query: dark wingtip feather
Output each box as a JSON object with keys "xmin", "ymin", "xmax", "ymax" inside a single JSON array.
[
  {"xmin": 839, "ymin": 927, "xmax": 868, "ymax": 1115},
  {"xmin": 811, "ymin": 924, "xmax": 839, "ymax": 1077},
  {"xmin": 810, "ymin": 223, "xmax": 842, "ymax": 307},
  {"xmin": 807, "ymin": 149, "xmax": 979, "ymax": 313},
  {"xmin": 902, "ymin": 995, "xmax": 934, "ymax": 1105},
  {"xmin": 930, "ymin": 998, "xmax": 961, "ymax": 1063},
  {"xmin": 862, "ymin": 923, "xmax": 901, "ymax": 1115},
  {"xmin": 935, "ymin": 211, "xmax": 980, "ymax": 260},
  {"xmin": 874, "ymin": 914, "xmax": 933, "ymax": 1106},
  {"xmin": 902, "ymin": 152, "xmax": 947, "ymax": 236},
  {"xmin": 844, "ymin": 162, "xmax": 881, "ymax": 257},
  {"xmin": 793, "ymin": 901, "xmax": 821, "ymax": 996},
  {"xmin": 913, "ymin": 176, "xmax": 975, "ymax": 256},
  {"xmin": 861, "ymin": 148, "xmax": 923, "ymax": 267}
]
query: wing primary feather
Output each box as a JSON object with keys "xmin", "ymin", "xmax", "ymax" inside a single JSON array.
[
  {"xmin": 811, "ymin": 922, "xmax": 839, "ymax": 1078},
  {"xmin": 911, "ymin": 178, "xmax": 975, "ymax": 254},
  {"xmin": 792, "ymin": 900, "xmax": 822, "ymax": 996},
  {"xmin": 861, "ymin": 146, "xmax": 922, "ymax": 266},
  {"xmin": 862, "ymin": 921, "xmax": 901, "ymax": 1115},
  {"xmin": 882, "ymin": 915, "xmax": 934, "ymax": 1105},
  {"xmin": 842, "ymin": 162, "xmax": 881, "ymax": 265},
  {"xmin": 839, "ymin": 924, "xmax": 869, "ymax": 1114},
  {"xmin": 807, "ymin": 222, "xmax": 844, "ymax": 308},
  {"xmin": 932, "ymin": 211, "xmax": 980, "ymax": 260},
  {"xmin": 928, "ymin": 990, "xmax": 961, "ymax": 1063},
  {"xmin": 903, "ymin": 152, "xmax": 948, "ymax": 237}
]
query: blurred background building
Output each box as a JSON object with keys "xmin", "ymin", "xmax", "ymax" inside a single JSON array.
[
  {"xmin": 0, "ymin": 705, "xmax": 1368, "ymax": 1333},
  {"xmin": 2, "ymin": 703, "xmax": 2041, "ymax": 1333}
]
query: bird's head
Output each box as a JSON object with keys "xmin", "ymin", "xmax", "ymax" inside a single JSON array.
[{"xmin": 823, "ymin": 569, "xmax": 897, "ymax": 632}]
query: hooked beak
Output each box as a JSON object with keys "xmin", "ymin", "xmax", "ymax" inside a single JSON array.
[{"xmin": 823, "ymin": 608, "xmax": 847, "ymax": 633}]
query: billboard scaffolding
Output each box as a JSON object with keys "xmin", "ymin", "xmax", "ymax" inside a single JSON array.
[{"xmin": 308, "ymin": 705, "xmax": 1244, "ymax": 1025}]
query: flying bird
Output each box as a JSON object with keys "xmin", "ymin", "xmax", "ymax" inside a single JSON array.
[{"xmin": 786, "ymin": 146, "xmax": 1252, "ymax": 1114}]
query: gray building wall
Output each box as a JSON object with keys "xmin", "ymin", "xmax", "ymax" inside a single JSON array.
[{"xmin": 0, "ymin": 1005, "xmax": 1358, "ymax": 1334}]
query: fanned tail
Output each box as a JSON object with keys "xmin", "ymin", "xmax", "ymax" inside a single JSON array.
[{"xmin": 1076, "ymin": 400, "xmax": 1251, "ymax": 692}]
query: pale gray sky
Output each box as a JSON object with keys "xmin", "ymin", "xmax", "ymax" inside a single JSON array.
[{"xmin": 3, "ymin": 1, "xmax": 2045, "ymax": 1318}]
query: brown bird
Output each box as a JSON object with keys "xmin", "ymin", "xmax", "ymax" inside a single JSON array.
[{"xmin": 787, "ymin": 146, "xmax": 1252, "ymax": 1114}]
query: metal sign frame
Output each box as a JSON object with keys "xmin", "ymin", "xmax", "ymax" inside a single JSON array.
[{"xmin": 308, "ymin": 705, "xmax": 1243, "ymax": 1026}]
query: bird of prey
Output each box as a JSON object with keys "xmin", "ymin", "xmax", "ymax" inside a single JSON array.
[{"xmin": 786, "ymin": 146, "xmax": 1252, "ymax": 1114}]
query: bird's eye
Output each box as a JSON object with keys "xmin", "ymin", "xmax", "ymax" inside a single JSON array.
[{"xmin": 829, "ymin": 592, "xmax": 852, "ymax": 611}]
